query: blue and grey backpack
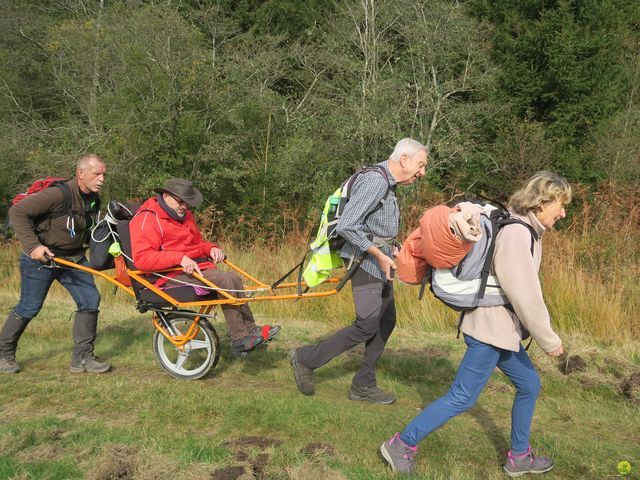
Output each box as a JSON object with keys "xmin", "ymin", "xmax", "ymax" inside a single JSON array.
[{"xmin": 422, "ymin": 196, "xmax": 538, "ymax": 312}]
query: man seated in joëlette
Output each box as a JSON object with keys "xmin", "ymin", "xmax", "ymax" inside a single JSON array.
[{"xmin": 128, "ymin": 178, "xmax": 280, "ymax": 353}]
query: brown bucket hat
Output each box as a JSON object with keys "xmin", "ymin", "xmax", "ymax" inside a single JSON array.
[{"xmin": 154, "ymin": 178, "xmax": 203, "ymax": 208}]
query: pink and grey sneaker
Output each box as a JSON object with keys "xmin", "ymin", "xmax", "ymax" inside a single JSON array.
[
  {"xmin": 503, "ymin": 445, "xmax": 553, "ymax": 477},
  {"xmin": 380, "ymin": 433, "xmax": 417, "ymax": 474}
]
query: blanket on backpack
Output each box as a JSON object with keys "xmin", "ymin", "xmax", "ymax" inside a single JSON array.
[{"xmin": 396, "ymin": 202, "xmax": 487, "ymax": 284}]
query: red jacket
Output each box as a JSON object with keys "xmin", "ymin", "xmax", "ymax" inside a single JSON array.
[{"xmin": 129, "ymin": 197, "xmax": 218, "ymax": 278}]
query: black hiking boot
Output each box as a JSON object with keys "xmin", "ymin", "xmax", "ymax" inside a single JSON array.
[
  {"xmin": 251, "ymin": 324, "xmax": 281, "ymax": 342},
  {"xmin": 348, "ymin": 384, "xmax": 396, "ymax": 404},
  {"xmin": 230, "ymin": 333, "xmax": 265, "ymax": 353}
]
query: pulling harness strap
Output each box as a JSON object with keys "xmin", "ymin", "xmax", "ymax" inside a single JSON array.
[
  {"xmin": 418, "ymin": 265, "xmax": 432, "ymax": 301},
  {"xmin": 371, "ymin": 235, "xmax": 395, "ymax": 248}
]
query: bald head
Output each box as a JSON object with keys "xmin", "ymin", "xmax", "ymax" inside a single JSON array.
[{"xmin": 76, "ymin": 154, "xmax": 104, "ymax": 170}]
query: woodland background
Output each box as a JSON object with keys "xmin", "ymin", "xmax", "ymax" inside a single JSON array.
[{"xmin": 1, "ymin": 0, "xmax": 639, "ymax": 236}]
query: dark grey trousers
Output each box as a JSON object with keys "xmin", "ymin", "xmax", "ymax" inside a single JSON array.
[
  {"xmin": 72, "ymin": 310, "xmax": 99, "ymax": 359},
  {"xmin": 0, "ymin": 309, "xmax": 99, "ymax": 360},
  {"xmin": 296, "ymin": 267, "xmax": 396, "ymax": 388}
]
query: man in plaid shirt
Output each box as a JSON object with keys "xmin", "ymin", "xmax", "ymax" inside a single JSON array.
[{"xmin": 289, "ymin": 138, "xmax": 428, "ymax": 403}]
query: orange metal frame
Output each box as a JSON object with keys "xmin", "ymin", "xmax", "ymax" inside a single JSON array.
[{"xmin": 51, "ymin": 257, "xmax": 341, "ymax": 349}]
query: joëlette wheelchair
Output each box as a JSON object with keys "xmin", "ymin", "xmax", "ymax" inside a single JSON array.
[{"xmin": 50, "ymin": 219, "xmax": 350, "ymax": 380}]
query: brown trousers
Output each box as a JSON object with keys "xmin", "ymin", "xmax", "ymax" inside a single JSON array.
[{"xmin": 169, "ymin": 269, "xmax": 257, "ymax": 341}]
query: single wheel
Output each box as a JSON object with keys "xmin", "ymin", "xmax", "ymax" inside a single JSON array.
[{"xmin": 152, "ymin": 316, "xmax": 220, "ymax": 380}]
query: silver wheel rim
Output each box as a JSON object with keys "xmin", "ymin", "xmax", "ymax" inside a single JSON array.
[{"xmin": 156, "ymin": 319, "xmax": 213, "ymax": 377}]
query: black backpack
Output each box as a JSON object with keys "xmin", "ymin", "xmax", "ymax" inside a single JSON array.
[{"xmin": 88, "ymin": 201, "xmax": 137, "ymax": 270}]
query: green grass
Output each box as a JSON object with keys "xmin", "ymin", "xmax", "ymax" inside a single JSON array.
[{"xmin": 1, "ymin": 285, "xmax": 639, "ymax": 479}]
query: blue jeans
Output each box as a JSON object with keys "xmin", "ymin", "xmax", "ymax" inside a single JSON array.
[
  {"xmin": 14, "ymin": 253, "xmax": 100, "ymax": 319},
  {"xmin": 400, "ymin": 334, "xmax": 541, "ymax": 454}
]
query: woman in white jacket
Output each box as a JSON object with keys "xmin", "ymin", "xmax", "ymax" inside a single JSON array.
[{"xmin": 380, "ymin": 171, "xmax": 572, "ymax": 477}]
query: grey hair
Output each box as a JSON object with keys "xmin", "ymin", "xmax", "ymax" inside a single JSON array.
[
  {"xmin": 388, "ymin": 138, "xmax": 428, "ymax": 162},
  {"xmin": 509, "ymin": 171, "xmax": 572, "ymax": 215},
  {"xmin": 76, "ymin": 154, "xmax": 105, "ymax": 170}
]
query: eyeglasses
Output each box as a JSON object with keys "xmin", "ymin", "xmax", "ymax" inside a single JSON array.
[{"xmin": 169, "ymin": 194, "xmax": 187, "ymax": 207}]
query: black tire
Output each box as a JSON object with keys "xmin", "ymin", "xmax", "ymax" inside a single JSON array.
[{"xmin": 152, "ymin": 316, "xmax": 220, "ymax": 380}]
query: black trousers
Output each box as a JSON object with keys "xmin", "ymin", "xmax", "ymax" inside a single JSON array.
[{"xmin": 296, "ymin": 267, "xmax": 396, "ymax": 387}]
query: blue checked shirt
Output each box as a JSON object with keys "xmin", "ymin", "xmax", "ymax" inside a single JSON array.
[{"xmin": 336, "ymin": 161, "xmax": 399, "ymax": 280}]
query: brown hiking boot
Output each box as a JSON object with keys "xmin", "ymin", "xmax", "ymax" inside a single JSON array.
[
  {"xmin": 288, "ymin": 348, "xmax": 315, "ymax": 395},
  {"xmin": 0, "ymin": 357, "xmax": 20, "ymax": 374},
  {"xmin": 69, "ymin": 355, "xmax": 112, "ymax": 374}
]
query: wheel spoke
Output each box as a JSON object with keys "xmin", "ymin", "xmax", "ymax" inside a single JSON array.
[
  {"xmin": 187, "ymin": 339, "xmax": 211, "ymax": 350},
  {"xmin": 174, "ymin": 351, "xmax": 189, "ymax": 370}
]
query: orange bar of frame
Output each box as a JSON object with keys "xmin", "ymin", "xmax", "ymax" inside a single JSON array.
[
  {"xmin": 51, "ymin": 257, "xmax": 344, "ymax": 349},
  {"xmin": 53, "ymin": 258, "xmax": 342, "ymax": 308},
  {"xmin": 51, "ymin": 257, "xmax": 135, "ymax": 297},
  {"xmin": 222, "ymin": 259, "xmax": 270, "ymax": 288}
]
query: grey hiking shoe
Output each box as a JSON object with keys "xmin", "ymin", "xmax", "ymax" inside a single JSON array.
[
  {"xmin": 349, "ymin": 384, "xmax": 396, "ymax": 404},
  {"xmin": 69, "ymin": 355, "xmax": 112, "ymax": 374},
  {"xmin": 503, "ymin": 446, "xmax": 553, "ymax": 477},
  {"xmin": 231, "ymin": 333, "xmax": 265, "ymax": 352},
  {"xmin": 0, "ymin": 357, "xmax": 20, "ymax": 374},
  {"xmin": 380, "ymin": 433, "xmax": 417, "ymax": 474},
  {"xmin": 288, "ymin": 348, "xmax": 315, "ymax": 395},
  {"xmin": 251, "ymin": 324, "xmax": 281, "ymax": 341}
]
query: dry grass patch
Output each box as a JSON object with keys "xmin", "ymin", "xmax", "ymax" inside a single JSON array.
[
  {"xmin": 86, "ymin": 444, "xmax": 138, "ymax": 480},
  {"xmin": 284, "ymin": 460, "xmax": 347, "ymax": 480}
]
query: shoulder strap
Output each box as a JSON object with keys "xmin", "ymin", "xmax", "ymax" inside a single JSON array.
[
  {"xmin": 348, "ymin": 165, "xmax": 394, "ymax": 217},
  {"xmin": 418, "ymin": 264, "xmax": 432, "ymax": 300},
  {"xmin": 477, "ymin": 214, "xmax": 538, "ymax": 300},
  {"xmin": 476, "ymin": 211, "xmax": 505, "ymax": 301},
  {"xmin": 49, "ymin": 182, "xmax": 73, "ymax": 220},
  {"xmin": 344, "ymin": 165, "xmax": 391, "ymax": 197}
]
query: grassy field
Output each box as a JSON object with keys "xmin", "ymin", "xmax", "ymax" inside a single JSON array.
[{"xmin": 1, "ymin": 266, "xmax": 639, "ymax": 479}]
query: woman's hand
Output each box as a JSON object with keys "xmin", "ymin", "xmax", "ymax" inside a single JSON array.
[{"xmin": 546, "ymin": 345, "xmax": 564, "ymax": 357}]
